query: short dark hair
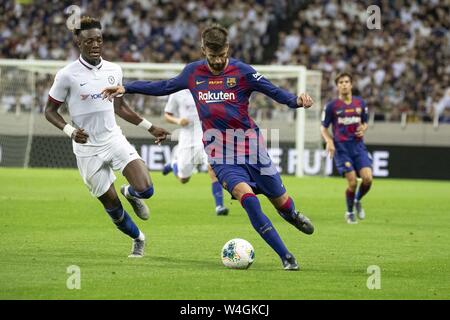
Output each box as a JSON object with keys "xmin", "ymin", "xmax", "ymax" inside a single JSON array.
[
  {"xmin": 73, "ymin": 16, "xmax": 102, "ymax": 36},
  {"xmin": 201, "ymin": 25, "xmax": 228, "ymax": 51},
  {"xmin": 335, "ymin": 72, "xmax": 353, "ymax": 85}
]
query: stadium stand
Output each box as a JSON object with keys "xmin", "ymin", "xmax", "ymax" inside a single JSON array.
[{"xmin": 0, "ymin": 0, "xmax": 448, "ymax": 122}]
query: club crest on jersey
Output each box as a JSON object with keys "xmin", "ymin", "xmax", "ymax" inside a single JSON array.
[
  {"xmin": 226, "ymin": 77, "xmax": 237, "ymax": 88},
  {"xmin": 108, "ymin": 76, "xmax": 115, "ymax": 85},
  {"xmin": 356, "ymin": 107, "xmax": 362, "ymax": 114}
]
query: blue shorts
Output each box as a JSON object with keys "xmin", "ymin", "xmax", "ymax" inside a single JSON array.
[
  {"xmin": 334, "ymin": 140, "xmax": 372, "ymax": 176},
  {"xmin": 211, "ymin": 157, "xmax": 286, "ymax": 199}
]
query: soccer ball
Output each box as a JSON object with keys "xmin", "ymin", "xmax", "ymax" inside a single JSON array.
[{"xmin": 221, "ymin": 238, "xmax": 255, "ymax": 269}]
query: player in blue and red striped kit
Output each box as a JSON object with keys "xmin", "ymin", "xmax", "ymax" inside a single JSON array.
[
  {"xmin": 102, "ymin": 25, "xmax": 315, "ymax": 270},
  {"xmin": 321, "ymin": 72, "xmax": 373, "ymax": 224}
]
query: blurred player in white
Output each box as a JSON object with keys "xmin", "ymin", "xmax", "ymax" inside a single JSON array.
[
  {"xmin": 45, "ymin": 17, "xmax": 170, "ymax": 257},
  {"xmin": 162, "ymin": 89, "xmax": 229, "ymax": 216}
]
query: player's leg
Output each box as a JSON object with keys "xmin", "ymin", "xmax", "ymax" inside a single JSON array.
[
  {"xmin": 208, "ymin": 164, "xmax": 228, "ymax": 216},
  {"xmin": 353, "ymin": 143, "xmax": 373, "ymax": 220},
  {"xmin": 243, "ymin": 160, "xmax": 314, "ymax": 235},
  {"xmin": 230, "ymin": 182, "xmax": 298, "ymax": 270},
  {"xmin": 77, "ymin": 155, "xmax": 145, "ymax": 257},
  {"xmin": 108, "ymin": 137, "xmax": 152, "ymax": 220},
  {"xmin": 98, "ymin": 184, "xmax": 145, "ymax": 257},
  {"xmin": 163, "ymin": 144, "xmax": 178, "ymax": 176},
  {"xmin": 175, "ymin": 146, "xmax": 195, "ymax": 184},
  {"xmin": 355, "ymin": 167, "xmax": 373, "ymax": 219},
  {"xmin": 121, "ymin": 159, "xmax": 153, "ymax": 220},
  {"xmin": 344, "ymin": 170, "xmax": 358, "ymax": 224},
  {"xmin": 269, "ymin": 192, "xmax": 314, "ymax": 235},
  {"xmin": 334, "ymin": 145, "xmax": 358, "ymax": 224},
  {"xmin": 214, "ymin": 161, "xmax": 298, "ymax": 270}
]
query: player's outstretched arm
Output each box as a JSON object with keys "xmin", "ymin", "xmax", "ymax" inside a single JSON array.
[
  {"xmin": 114, "ymin": 97, "xmax": 170, "ymax": 144},
  {"xmin": 245, "ymin": 66, "xmax": 313, "ymax": 109},
  {"xmin": 102, "ymin": 66, "xmax": 191, "ymax": 101},
  {"xmin": 45, "ymin": 98, "xmax": 89, "ymax": 144}
]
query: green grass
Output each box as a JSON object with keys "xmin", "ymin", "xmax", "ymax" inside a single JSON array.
[{"xmin": 0, "ymin": 168, "xmax": 449, "ymax": 300}]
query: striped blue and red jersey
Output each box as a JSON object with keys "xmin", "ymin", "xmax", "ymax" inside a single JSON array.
[
  {"xmin": 321, "ymin": 96, "xmax": 368, "ymax": 143},
  {"xmin": 124, "ymin": 58, "xmax": 300, "ymax": 160}
]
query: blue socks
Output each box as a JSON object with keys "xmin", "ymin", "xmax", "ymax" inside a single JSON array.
[
  {"xmin": 356, "ymin": 182, "xmax": 372, "ymax": 201},
  {"xmin": 172, "ymin": 162, "xmax": 178, "ymax": 177},
  {"xmin": 241, "ymin": 193, "xmax": 290, "ymax": 258},
  {"xmin": 162, "ymin": 163, "xmax": 173, "ymax": 175},
  {"xmin": 277, "ymin": 197, "xmax": 297, "ymax": 223},
  {"xmin": 346, "ymin": 188, "xmax": 355, "ymax": 212},
  {"xmin": 105, "ymin": 204, "xmax": 140, "ymax": 239},
  {"xmin": 212, "ymin": 181, "xmax": 224, "ymax": 207},
  {"xmin": 128, "ymin": 185, "xmax": 154, "ymax": 199}
]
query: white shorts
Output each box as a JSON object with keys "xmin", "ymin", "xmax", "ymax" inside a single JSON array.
[
  {"xmin": 76, "ymin": 134, "xmax": 141, "ymax": 197},
  {"xmin": 174, "ymin": 145, "xmax": 208, "ymax": 179}
]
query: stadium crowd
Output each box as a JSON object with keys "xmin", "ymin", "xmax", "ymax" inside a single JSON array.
[{"xmin": 0, "ymin": 0, "xmax": 448, "ymax": 123}]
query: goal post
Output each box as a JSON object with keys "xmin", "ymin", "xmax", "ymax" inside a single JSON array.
[{"xmin": 0, "ymin": 59, "xmax": 322, "ymax": 176}]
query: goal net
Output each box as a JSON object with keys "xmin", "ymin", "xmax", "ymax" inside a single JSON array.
[{"xmin": 0, "ymin": 59, "xmax": 322, "ymax": 176}]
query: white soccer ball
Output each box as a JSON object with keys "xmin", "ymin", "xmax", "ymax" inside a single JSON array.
[{"xmin": 221, "ymin": 238, "xmax": 255, "ymax": 269}]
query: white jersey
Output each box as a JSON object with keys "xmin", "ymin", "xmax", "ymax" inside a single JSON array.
[
  {"xmin": 48, "ymin": 56, "xmax": 123, "ymax": 157},
  {"xmin": 164, "ymin": 89, "xmax": 203, "ymax": 148}
]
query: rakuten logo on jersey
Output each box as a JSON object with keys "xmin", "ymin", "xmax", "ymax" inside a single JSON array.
[
  {"xmin": 198, "ymin": 91, "xmax": 236, "ymax": 104},
  {"xmin": 337, "ymin": 116, "xmax": 361, "ymax": 125},
  {"xmin": 80, "ymin": 93, "xmax": 103, "ymax": 101}
]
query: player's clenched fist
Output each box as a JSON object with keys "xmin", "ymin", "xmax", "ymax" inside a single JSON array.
[
  {"xmin": 297, "ymin": 93, "xmax": 314, "ymax": 109},
  {"xmin": 102, "ymin": 85, "xmax": 125, "ymax": 101},
  {"xmin": 72, "ymin": 128, "xmax": 89, "ymax": 144}
]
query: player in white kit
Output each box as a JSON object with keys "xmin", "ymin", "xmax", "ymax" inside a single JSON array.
[
  {"xmin": 162, "ymin": 90, "xmax": 229, "ymax": 216},
  {"xmin": 44, "ymin": 17, "xmax": 170, "ymax": 257}
]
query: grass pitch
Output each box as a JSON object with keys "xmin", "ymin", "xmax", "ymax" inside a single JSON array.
[{"xmin": 0, "ymin": 168, "xmax": 449, "ymax": 300}]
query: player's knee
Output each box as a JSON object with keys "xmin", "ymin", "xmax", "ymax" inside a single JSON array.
[
  {"xmin": 362, "ymin": 176, "xmax": 373, "ymax": 185},
  {"xmin": 134, "ymin": 185, "xmax": 154, "ymax": 199},
  {"xmin": 348, "ymin": 180, "xmax": 358, "ymax": 191}
]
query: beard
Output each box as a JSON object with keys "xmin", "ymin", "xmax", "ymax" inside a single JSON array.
[{"xmin": 207, "ymin": 59, "xmax": 226, "ymax": 72}]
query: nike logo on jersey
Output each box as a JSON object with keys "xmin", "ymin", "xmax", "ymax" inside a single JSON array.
[
  {"xmin": 196, "ymin": 80, "xmax": 206, "ymax": 85},
  {"xmin": 80, "ymin": 83, "xmax": 88, "ymax": 86}
]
